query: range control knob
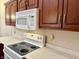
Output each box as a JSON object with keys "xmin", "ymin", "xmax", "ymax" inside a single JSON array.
[{"xmin": 22, "ymin": 57, "xmax": 26, "ymax": 59}]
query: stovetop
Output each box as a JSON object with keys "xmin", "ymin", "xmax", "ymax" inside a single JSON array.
[{"xmin": 8, "ymin": 42, "xmax": 40, "ymax": 56}]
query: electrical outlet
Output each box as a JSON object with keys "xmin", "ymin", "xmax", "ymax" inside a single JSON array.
[
  {"xmin": 50, "ymin": 35, "xmax": 55, "ymax": 40},
  {"xmin": 14, "ymin": 30, "xmax": 16, "ymax": 34}
]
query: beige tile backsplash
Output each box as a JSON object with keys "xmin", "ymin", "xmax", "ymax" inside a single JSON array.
[{"xmin": 14, "ymin": 28, "xmax": 79, "ymax": 52}]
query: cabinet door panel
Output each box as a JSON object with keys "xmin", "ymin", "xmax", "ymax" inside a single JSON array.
[
  {"xmin": 39, "ymin": 0, "xmax": 63, "ymax": 28},
  {"xmin": 10, "ymin": 0, "xmax": 17, "ymax": 26},
  {"xmin": 28, "ymin": 0, "xmax": 38, "ymax": 9},
  {"xmin": 5, "ymin": 4, "xmax": 11, "ymax": 25},
  {"xmin": 63, "ymin": 0, "xmax": 79, "ymax": 31},
  {"xmin": 18, "ymin": 0, "xmax": 28, "ymax": 11}
]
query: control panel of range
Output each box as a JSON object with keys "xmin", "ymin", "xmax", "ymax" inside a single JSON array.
[{"xmin": 23, "ymin": 33, "xmax": 46, "ymax": 47}]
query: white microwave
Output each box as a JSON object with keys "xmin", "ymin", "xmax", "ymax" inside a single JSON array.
[{"xmin": 16, "ymin": 8, "xmax": 39, "ymax": 30}]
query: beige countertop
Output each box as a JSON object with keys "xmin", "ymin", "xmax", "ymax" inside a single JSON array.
[
  {"xmin": 0, "ymin": 37, "xmax": 79, "ymax": 59},
  {"xmin": 25, "ymin": 47, "xmax": 79, "ymax": 59},
  {"xmin": 25, "ymin": 47, "xmax": 71, "ymax": 59},
  {"xmin": 0, "ymin": 36, "xmax": 23, "ymax": 45}
]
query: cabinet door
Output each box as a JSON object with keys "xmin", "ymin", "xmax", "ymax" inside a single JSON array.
[
  {"xmin": 39, "ymin": 0, "xmax": 63, "ymax": 28},
  {"xmin": 5, "ymin": 4, "xmax": 11, "ymax": 25},
  {"xmin": 63, "ymin": 0, "xmax": 79, "ymax": 31},
  {"xmin": 18, "ymin": 0, "xmax": 28, "ymax": 11},
  {"xmin": 0, "ymin": 44, "xmax": 4, "ymax": 59},
  {"xmin": 10, "ymin": 0, "xmax": 17, "ymax": 26},
  {"xmin": 27, "ymin": 0, "xmax": 38, "ymax": 9}
]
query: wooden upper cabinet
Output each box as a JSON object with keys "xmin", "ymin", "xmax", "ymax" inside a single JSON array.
[
  {"xmin": 10, "ymin": 0, "xmax": 17, "ymax": 26},
  {"xmin": 18, "ymin": 0, "xmax": 28, "ymax": 11},
  {"xmin": 5, "ymin": 0, "xmax": 79, "ymax": 31},
  {"xmin": 39, "ymin": 0, "xmax": 63, "ymax": 28},
  {"xmin": 63, "ymin": 0, "xmax": 79, "ymax": 31},
  {"xmin": 5, "ymin": 3, "xmax": 11, "ymax": 25},
  {"xmin": 27, "ymin": 0, "xmax": 38, "ymax": 9},
  {"xmin": 5, "ymin": 0, "xmax": 17, "ymax": 26}
]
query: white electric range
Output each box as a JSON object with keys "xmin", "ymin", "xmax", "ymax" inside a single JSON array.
[{"xmin": 3, "ymin": 33, "xmax": 46, "ymax": 59}]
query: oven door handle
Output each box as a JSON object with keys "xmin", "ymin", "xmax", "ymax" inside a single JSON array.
[{"xmin": 4, "ymin": 51, "xmax": 13, "ymax": 59}]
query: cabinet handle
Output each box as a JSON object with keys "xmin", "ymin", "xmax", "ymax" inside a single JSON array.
[
  {"xmin": 64, "ymin": 15, "xmax": 66, "ymax": 23},
  {"xmin": 60, "ymin": 15, "xmax": 62, "ymax": 23}
]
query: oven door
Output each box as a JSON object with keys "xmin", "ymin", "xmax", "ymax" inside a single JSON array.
[
  {"xmin": 3, "ymin": 46, "xmax": 25, "ymax": 59},
  {"xmin": 4, "ymin": 52, "xmax": 13, "ymax": 59}
]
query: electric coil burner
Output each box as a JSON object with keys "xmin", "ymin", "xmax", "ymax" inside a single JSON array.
[{"xmin": 4, "ymin": 33, "xmax": 45, "ymax": 59}]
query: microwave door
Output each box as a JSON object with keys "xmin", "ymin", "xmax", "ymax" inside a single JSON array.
[{"xmin": 16, "ymin": 15, "xmax": 29, "ymax": 30}]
